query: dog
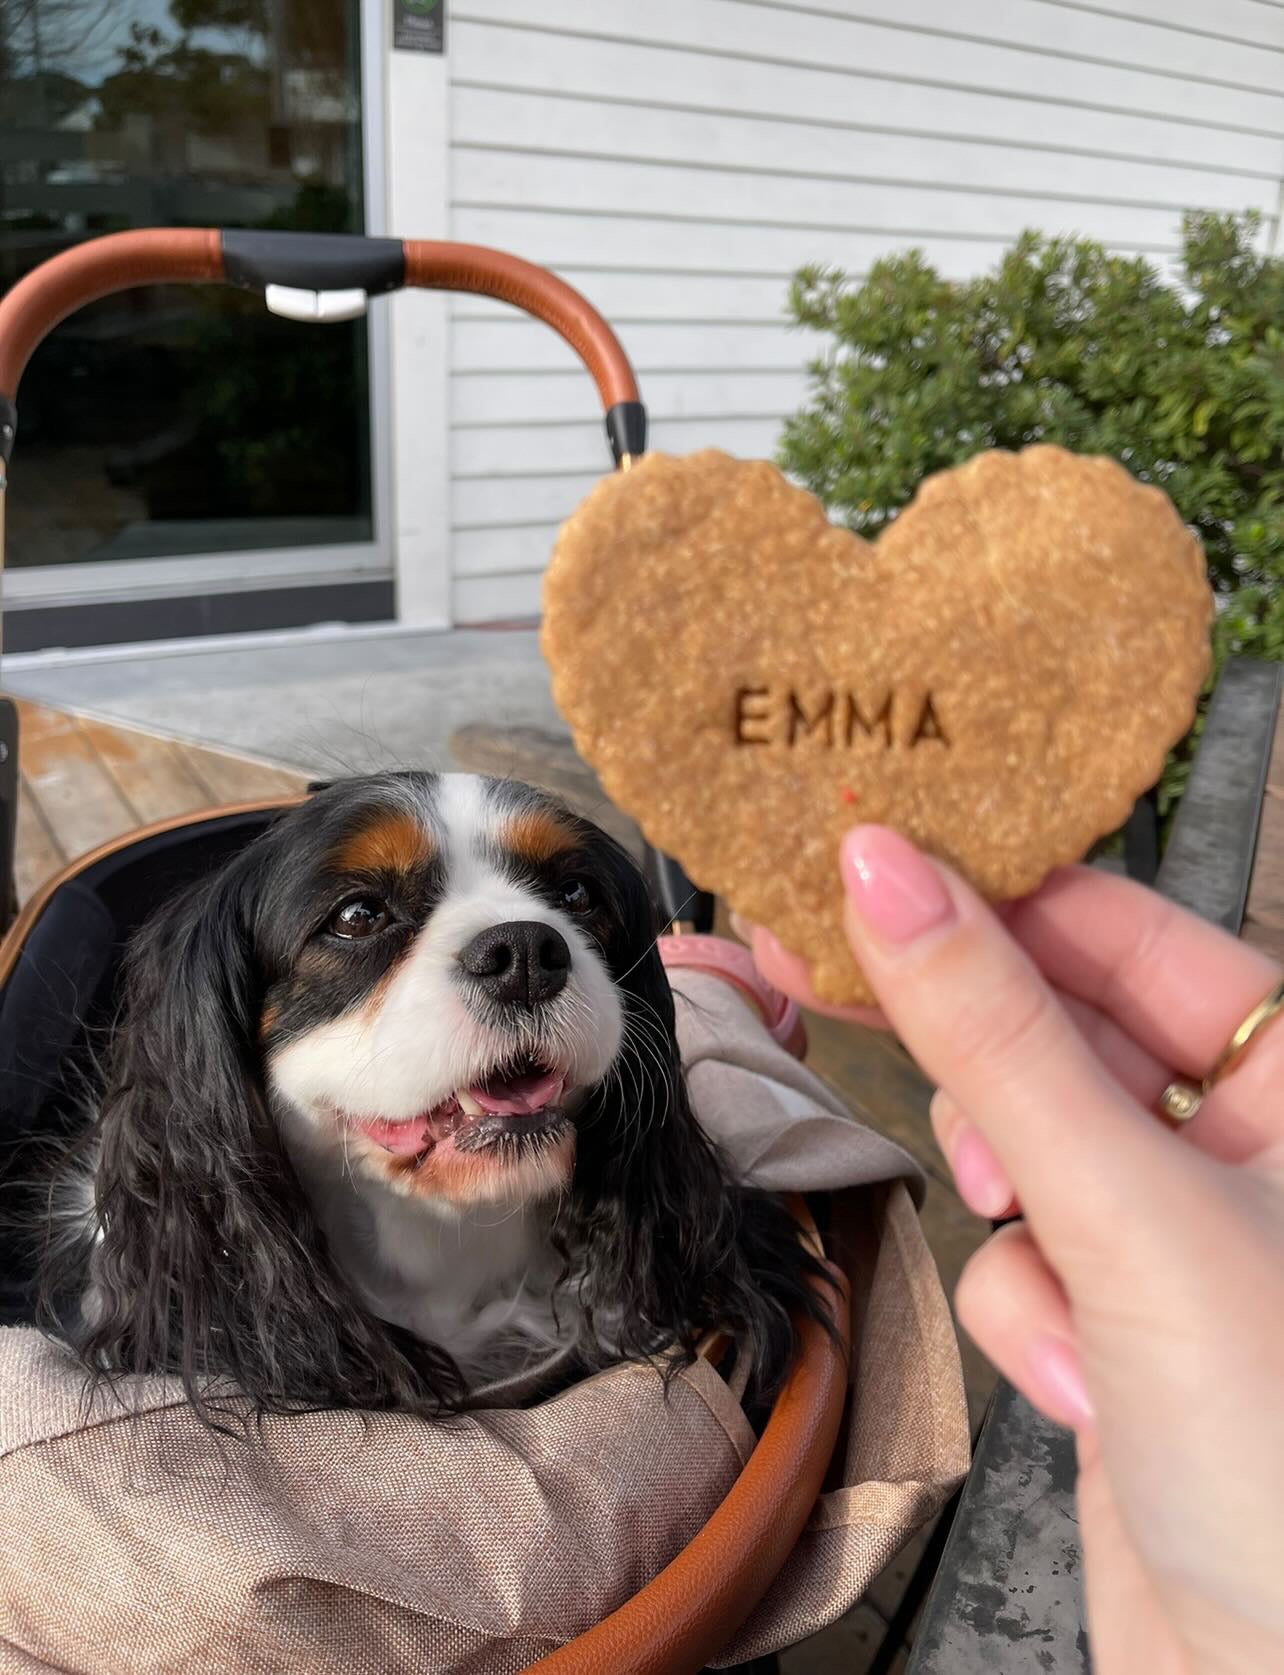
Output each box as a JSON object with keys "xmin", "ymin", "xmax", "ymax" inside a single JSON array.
[{"xmin": 40, "ymin": 771, "xmax": 830, "ymax": 1422}]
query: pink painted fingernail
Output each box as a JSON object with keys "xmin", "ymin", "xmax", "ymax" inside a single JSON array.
[
  {"xmin": 1027, "ymin": 1335, "xmax": 1096, "ymax": 1431},
  {"xmin": 840, "ymin": 826, "xmax": 955, "ymax": 944},
  {"xmin": 950, "ymin": 1124, "xmax": 1014, "ymax": 1220}
]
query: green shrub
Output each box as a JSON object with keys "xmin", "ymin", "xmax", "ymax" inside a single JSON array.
[{"xmin": 778, "ymin": 212, "xmax": 1284, "ymax": 818}]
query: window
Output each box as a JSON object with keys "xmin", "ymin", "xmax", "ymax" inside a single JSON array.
[{"xmin": 0, "ymin": 0, "xmax": 372, "ymax": 571}]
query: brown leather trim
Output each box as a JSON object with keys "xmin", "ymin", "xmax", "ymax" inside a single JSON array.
[
  {"xmin": 529, "ymin": 1246, "xmax": 852, "ymax": 1675},
  {"xmin": 0, "ymin": 231, "xmax": 637, "ymax": 415},
  {"xmin": 0, "ymin": 796, "xmax": 301, "ymax": 988},
  {"xmin": 0, "ymin": 229, "xmax": 224, "ymax": 400},
  {"xmin": 402, "ymin": 241, "xmax": 640, "ymax": 411}
]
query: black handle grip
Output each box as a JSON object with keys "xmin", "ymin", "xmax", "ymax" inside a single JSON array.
[
  {"xmin": 605, "ymin": 400, "xmax": 647, "ymax": 464},
  {"xmin": 0, "ymin": 699, "xmax": 19, "ymax": 932},
  {"xmin": 220, "ymin": 231, "xmax": 405, "ymax": 295},
  {"xmin": 0, "ymin": 394, "xmax": 15, "ymax": 467}
]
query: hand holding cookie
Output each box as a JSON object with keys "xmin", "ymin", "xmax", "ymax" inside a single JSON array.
[
  {"xmin": 542, "ymin": 446, "xmax": 1212, "ymax": 1006},
  {"xmin": 822, "ymin": 827, "xmax": 1284, "ymax": 1674}
]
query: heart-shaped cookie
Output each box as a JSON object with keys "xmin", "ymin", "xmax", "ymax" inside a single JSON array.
[{"xmin": 542, "ymin": 446, "xmax": 1212, "ymax": 1005}]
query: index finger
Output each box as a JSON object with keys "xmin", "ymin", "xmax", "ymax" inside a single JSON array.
[{"xmin": 839, "ymin": 828, "xmax": 1199, "ymax": 1275}]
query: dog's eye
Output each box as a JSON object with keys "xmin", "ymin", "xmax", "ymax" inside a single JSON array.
[
  {"xmin": 329, "ymin": 897, "xmax": 392, "ymax": 939},
  {"xmin": 557, "ymin": 877, "xmax": 595, "ymax": 915}
]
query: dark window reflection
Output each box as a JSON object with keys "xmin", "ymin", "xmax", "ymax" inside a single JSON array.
[{"xmin": 0, "ymin": 0, "xmax": 372, "ymax": 568}]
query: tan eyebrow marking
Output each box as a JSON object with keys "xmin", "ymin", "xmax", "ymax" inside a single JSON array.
[
  {"xmin": 503, "ymin": 807, "xmax": 579, "ymax": 864},
  {"xmin": 334, "ymin": 810, "xmax": 433, "ymax": 875}
]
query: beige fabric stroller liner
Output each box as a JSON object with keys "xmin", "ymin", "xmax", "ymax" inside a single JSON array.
[{"xmin": 0, "ymin": 971, "xmax": 968, "ymax": 1672}]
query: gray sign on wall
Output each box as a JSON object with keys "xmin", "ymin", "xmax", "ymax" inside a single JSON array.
[{"xmin": 394, "ymin": 0, "xmax": 445, "ymax": 53}]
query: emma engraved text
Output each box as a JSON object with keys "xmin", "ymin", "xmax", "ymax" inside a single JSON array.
[{"xmin": 733, "ymin": 686, "xmax": 950, "ymax": 750}]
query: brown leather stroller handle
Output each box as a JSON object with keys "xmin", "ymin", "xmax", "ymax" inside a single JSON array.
[
  {"xmin": 0, "ymin": 229, "xmax": 223, "ymax": 424},
  {"xmin": 0, "ymin": 228, "xmax": 645, "ymax": 464},
  {"xmin": 403, "ymin": 241, "xmax": 640, "ymax": 411}
]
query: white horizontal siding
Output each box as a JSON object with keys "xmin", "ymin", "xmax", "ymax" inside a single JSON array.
[
  {"xmin": 741, "ymin": 0, "xmax": 1284, "ymax": 77},
  {"xmin": 444, "ymin": 0, "xmax": 1284, "ymax": 623},
  {"xmin": 454, "ymin": 471, "xmax": 601, "ymax": 529},
  {"xmin": 453, "ymin": 88, "xmax": 1280, "ymax": 211},
  {"xmin": 452, "ymin": 368, "xmax": 811, "ymax": 428},
  {"xmin": 453, "ymin": 23, "xmax": 1275, "ymax": 172},
  {"xmin": 452, "ymin": 416, "xmax": 784, "ymax": 475},
  {"xmin": 455, "ymin": 321, "xmax": 808, "ymax": 376},
  {"xmin": 1047, "ymin": 0, "xmax": 1284, "ymax": 50},
  {"xmin": 453, "ymin": 270, "xmax": 796, "ymax": 322},
  {"xmin": 453, "ymin": 570, "xmax": 547, "ymax": 622},
  {"xmin": 456, "ymin": 151, "xmax": 1204, "ymax": 249},
  {"xmin": 456, "ymin": 1, "xmax": 1284, "ymax": 131},
  {"xmin": 454, "ymin": 205, "xmax": 1032, "ymax": 279},
  {"xmin": 454, "ymin": 525, "xmax": 563, "ymax": 577}
]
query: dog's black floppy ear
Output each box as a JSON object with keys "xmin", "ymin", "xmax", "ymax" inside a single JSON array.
[
  {"xmin": 47, "ymin": 841, "xmax": 457, "ymax": 1423},
  {"xmin": 567, "ymin": 835, "xmax": 835, "ymax": 1407}
]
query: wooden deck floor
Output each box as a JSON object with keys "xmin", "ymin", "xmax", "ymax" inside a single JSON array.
[{"xmin": 9, "ymin": 697, "xmax": 307, "ymax": 907}]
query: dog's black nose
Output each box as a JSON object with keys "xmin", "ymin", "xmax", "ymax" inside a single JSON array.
[{"xmin": 458, "ymin": 921, "xmax": 571, "ymax": 1006}]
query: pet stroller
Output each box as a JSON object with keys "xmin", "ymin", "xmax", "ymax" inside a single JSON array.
[{"xmin": 0, "ymin": 231, "xmax": 967, "ymax": 1672}]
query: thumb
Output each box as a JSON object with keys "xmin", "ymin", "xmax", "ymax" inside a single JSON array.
[{"xmin": 838, "ymin": 826, "xmax": 1190, "ymax": 1275}]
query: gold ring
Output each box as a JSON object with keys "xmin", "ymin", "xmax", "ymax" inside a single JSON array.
[
  {"xmin": 1156, "ymin": 977, "xmax": 1284, "ymax": 1125},
  {"xmin": 1157, "ymin": 1079, "xmax": 1203, "ymax": 1124},
  {"xmin": 1207, "ymin": 978, "xmax": 1284, "ymax": 1088}
]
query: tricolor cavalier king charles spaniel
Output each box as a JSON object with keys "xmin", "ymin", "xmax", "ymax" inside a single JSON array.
[{"xmin": 41, "ymin": 771, "xmax": 829, "ymax": 1421}]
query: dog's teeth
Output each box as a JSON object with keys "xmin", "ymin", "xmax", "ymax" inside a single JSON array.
[{"xmin": 457, "ymin": 1088, "xmax": 484, "ymax": 1117}]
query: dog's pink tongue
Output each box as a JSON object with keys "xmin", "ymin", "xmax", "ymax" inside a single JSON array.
[
  {"xmin": 468, "ymin": 1068, "xmax": 565, "ymax": 1116},
  {"xmin": 356, "ymin": 1114, "xmax": 434, "ymax": 1156}
]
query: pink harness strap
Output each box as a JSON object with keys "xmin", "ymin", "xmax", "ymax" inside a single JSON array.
[{"xmin": 657, "ymin": 934, "xmax": 807, "ymax": 1060}]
